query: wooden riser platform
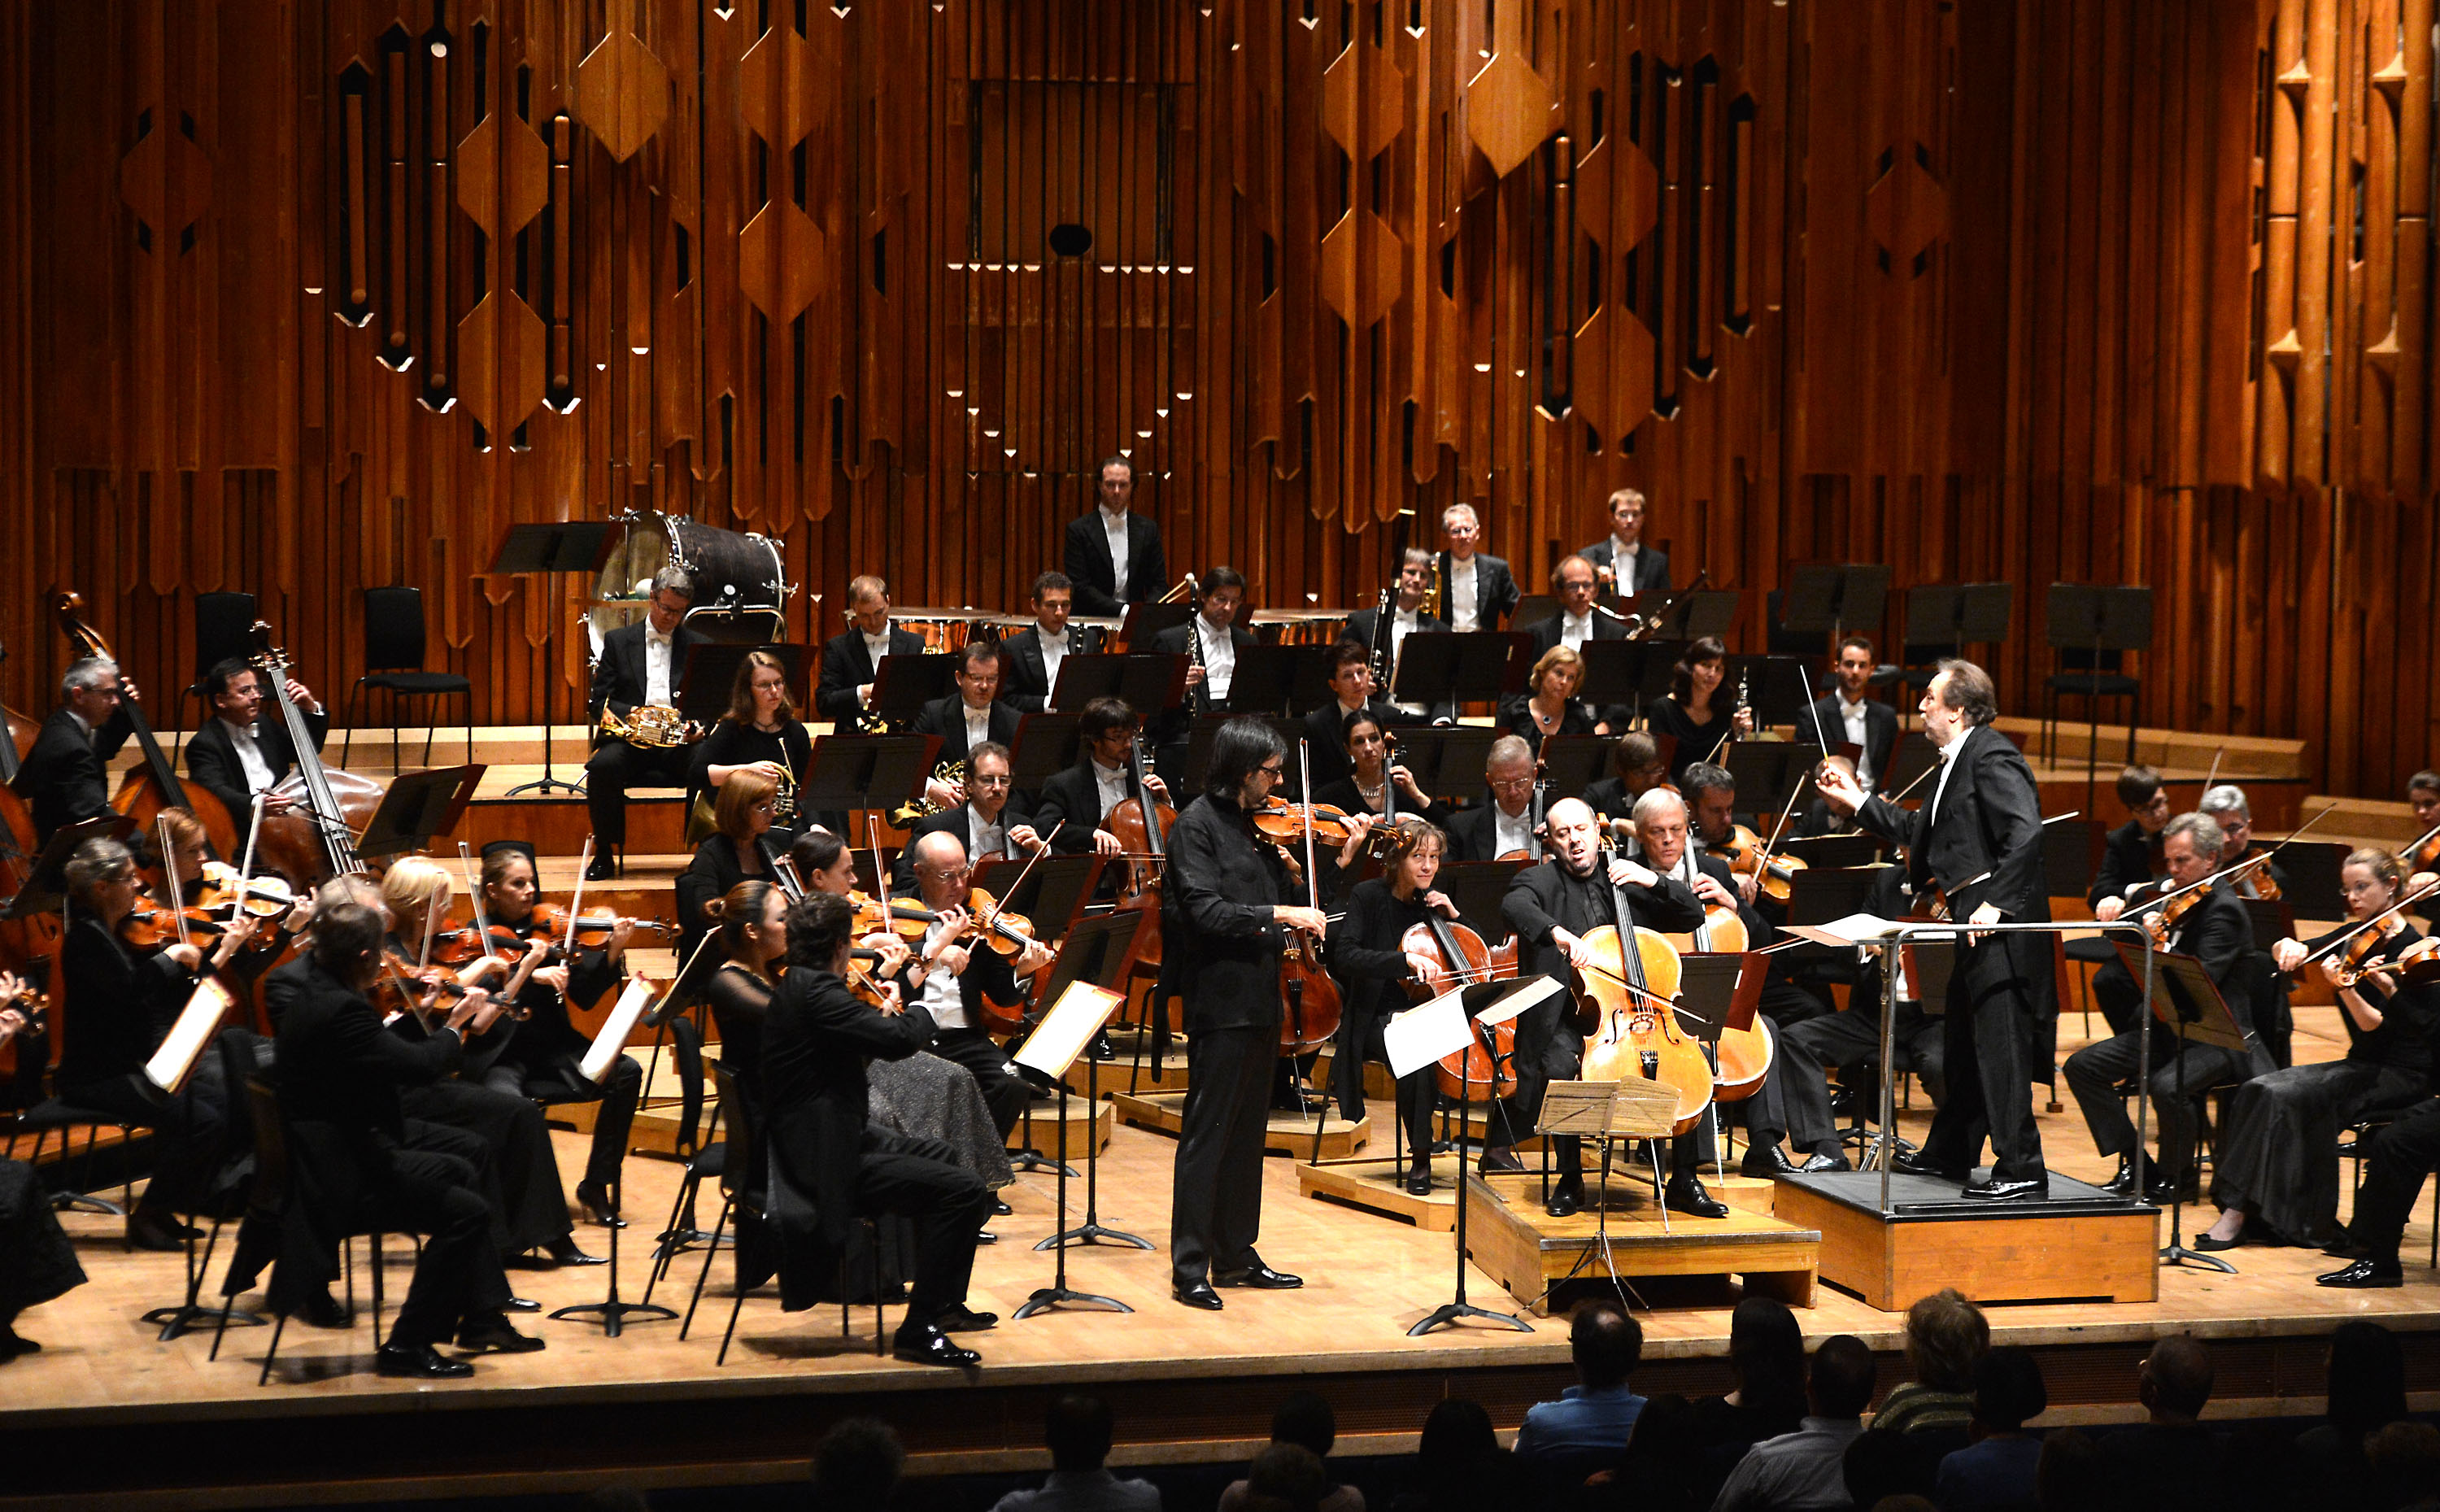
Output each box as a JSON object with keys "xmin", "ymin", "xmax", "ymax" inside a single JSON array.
[
  {"xmin": 1773, "ymin": 1168, "xmax": 2161, "ymax": 1310},
  {"xmin": 1465, "ymin": 1171, "xmax": 1819, "ymax": 1315},
  {"xmin": 1109, "ymin": 1089, "xmax": 1372, "ymax": 1161},
  {"xmin": 1008, "ymin": 1097, "xmax": 1114, "ymax": 1157},
  {"xmin": 1298, "ymin": 1154, "xmax": 1462, "ymax": 1231}
]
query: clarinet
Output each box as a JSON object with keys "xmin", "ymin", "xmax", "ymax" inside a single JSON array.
[{"xmin": 1185, "ymin": 576, "xmax": 1209, "ymax": 712}]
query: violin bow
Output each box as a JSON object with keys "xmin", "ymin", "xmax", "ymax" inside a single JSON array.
[
  {"xmin": 157, "ymin": 813, "xmax": 192, "ymax": 951},
  {"xmin": 457, "ymin": 841, "xmax": 501, "ymax": 958},
  {"xmin": 562, "ymin": 836, "xmax": 595, "ymax": 956}
]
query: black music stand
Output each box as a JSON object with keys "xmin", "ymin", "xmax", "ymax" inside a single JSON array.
[
  {"xmin": 2046, "ymin": 583, "xmax": 2155, "ymax": 811},
  {"xmin": 552, "ymin": 978, "xmax": 681, "ymax": 1336},
  {"xmin": 1723, "ymin": 656, "xmax": 1818, "ymax": 732},
  {"xmin": 1630, "ymin": 590, "xmax": 1740, "ymax": 643},
  {"xmin": 1407, "ymin": 977, "xmax": 1539, "ymax": 1338},
  {"xmin": 2280, "ymin": 843, "xmax": 2349, "ymax": 911},
  {"xmin": 2113, "ymin": 940, "xmax": 2244, "ymax": 1275},
  {"xmin": 1118, "ymin": 602, "xmax": 1195, "ymax": 649},
  {"xmin": 1009, "ymin": 712, "xmax": 1086, "ymax": 797},
  {"xmin": 1780, "ymin": 564, "xmax": 1892, "ymax": 653},
  {"xmin": 1048, "ymin": 653, "xmax": 1185, "ymax": 717},
  {"xmin": 1576, "ymin": 640, "xmax": 1677, "ymax": 727},
  {"xmin": 1903, "ymin": 582, "xmax": 2015, "ymax": 663},
  {"xmin": 3, "ymin": 813, "xmax": 137, "ymax": 917},
  {"xmin": 1391, "ymin": 727, "xmax": 1501, "ymax": 803},
  {"xmin": 1437, "ymin": 861, "xmax": 1529, "ymax": 943},
  {"xmin": 1878, "ymin": 734, "xmax": 1939, "ymax": 801},
  {"xmin": 1723, "ymin": 744, "xmax": 1826, "ymax": 829},
  {"xmin": 1672, "ymin": 952, "xmax": 1763, "ymax": 1179},
  {"xmin": 1778, "ymin": 834, "xmax": 1882, "ymax": 870},
  {"xmin": 867, "ymin": 651, "xmax": 957, "ymax": 730},
  {"xmin": 797, "ymin": 734, "xmax": 940, "ymax": 821},
  {"xmin": 1513, "ymin": 593, "xmax": 1559, "ymax": 630},
  {"xmin": 972, "ymin": 853, "xmax": 1109, "ymax": 1172},
  {"xmin": 355, "ymin": 765, "xmax": 486, "ymax": 861},
  {"xmin": 1224, "ymin": 645, "xmax": 1299, "ymax": 717},
  {"xmin": 1178, "ymin": 715, "xmax": 1305, "ymax": 798},
  {"xmin": 1018, "ymin": 912, "xmax": 1153, "ymax": 1320},
  {"xmin": 1534, "ymin": 735, "xmax": 1613, "ymax": 805},
  {"xmin": 674, "ymin": 643, "xmax": 806, "ymax": 727},
  {"xmin": 493, "ymin": 521, "xmax": 616, "ymax": 797},
  {"xmin": 1392, "ymin": 632, "xmax": 1532, "ymax": 708}
]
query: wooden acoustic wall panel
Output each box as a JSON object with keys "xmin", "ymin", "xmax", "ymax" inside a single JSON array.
[{"xmin": 2, "ymin": 0, "xmax": 2437, "ymax": 799}]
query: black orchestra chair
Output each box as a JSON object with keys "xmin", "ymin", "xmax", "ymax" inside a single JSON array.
[
  {"xmin": 640, "ymin": 1013, "xmax": 725, "ymax": 1309},
  {"xmin": 16, "ymin": 1096, "xmax": 135, "ymax": 1224},
  {"xmin": 343, "ymin": 586, "xmax": 474, "ymax": 771}
]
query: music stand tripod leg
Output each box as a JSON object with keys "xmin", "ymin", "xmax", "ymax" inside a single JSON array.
[
  {"xmin": 1016, "ymin": 1070, "xmax": 1131, "ymax": 1318},
  {"xmin": 1407, "ymin": 1044, "xmax": 1529, "ymax": 1336},
  {"xmin": 2144, "ymin": 936, "xmax": 2236, "ymax": 1275},
  {"xmin": 1038, "ymin": 1057, "xmax": 1150, "ymax": 1251},
  {"xmin": 551, "ymin": 1174, "xmax": 679, "ymax": 1335}
]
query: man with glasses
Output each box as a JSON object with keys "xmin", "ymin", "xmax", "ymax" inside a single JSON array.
[
  {"xmin": 913, "ymin": 643, "xmax": 1023, "ymax": 810},
  {"xmin": 1449, "ymin": 736, "xmax": 1544, "ymax": 862},
  {"xmin": 895, "ymin": 743, "xmax": 1042, "ymax": 889},
  {"xmin": 1166, "ymin": 718, "xmax": 1339, "ymax": 1309},
  {"xmin": 1021, "ymin": 697, "xmax": 1170, "ymax": 859},
  {"xmin": 15, "ymin": 654, "xmax": 142, "ymax": 842},
  {"xmin": 903, "ymin": 830, "xmax": 1057, "ymax": 1139}
]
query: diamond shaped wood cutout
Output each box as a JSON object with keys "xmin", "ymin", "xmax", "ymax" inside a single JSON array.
[
  {"xmin": 576, "ymin": 24, "xmax": 669, "ymax": 163},
  {"xmin": 1465, "ymin": 1, "xmax": 1553, "ymax": 179},
  {"xmin": 1319, "ymin": 209, "xmax": 1405, "ymax": 329},
  {"xmin": 1863, "ymin": 140, "xmax": 1946, "ymax": 272},
  {"xmin": 739, "ymin": 200, "xmax": 824, "ymax": 321}
]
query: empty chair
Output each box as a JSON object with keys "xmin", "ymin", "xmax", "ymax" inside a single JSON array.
[{"xmin": 343, "ymin": 586, "xmax": 474, "ymax": 769}]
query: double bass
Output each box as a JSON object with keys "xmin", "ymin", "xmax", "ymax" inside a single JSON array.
[
  {"xmin": 52, "ymin": 592, "xmax": 242, "ymax": 865},
  {"xmin": 248, "ymin": 624, "xmax": 384, "ymax": 885}
]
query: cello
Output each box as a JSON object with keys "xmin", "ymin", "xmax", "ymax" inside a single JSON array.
[
  {"xmin": 1658, "ymin": 880, "xmax": 1772, "ymax": 1104},
  {"xmin": 1572, "ymin": 853, "xmax": 1713, "ymax": 1135},
  {"xmin": 247, "ymin": 624, "xmax": 384, "ymax": 884},
  {"xmin": 51, "ymin": 591, "xmax": 242, "ymax": 865},
  {"xmin": 1106, "ymin": 730, "xmax": 1174, "ymax": 970},
  {"xmin": 1405, "ymin": 912, "xmax": 1523, "ymax": 1102}
]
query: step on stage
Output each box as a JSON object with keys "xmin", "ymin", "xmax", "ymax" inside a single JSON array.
[
  {"xmin": 1774, "ymin": 1168, "xmax": 2160, "ymax": 1309},
  {"xmin": 1464, "ymin": 1170, "xmax": 1820, "ymax": 1314}
]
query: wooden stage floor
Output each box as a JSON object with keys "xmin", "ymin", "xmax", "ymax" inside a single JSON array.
[{"xmin": 7, "ymin": 1005, "xmax": 2440, "ymax": 1507}]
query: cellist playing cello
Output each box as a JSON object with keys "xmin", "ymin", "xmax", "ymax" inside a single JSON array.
[{"xmin": 1493, "ymin": 798, "xmax": 1710, "ymax": 1220}]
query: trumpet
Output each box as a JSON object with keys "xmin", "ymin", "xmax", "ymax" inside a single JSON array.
[{"xmin": 599, "ymin": 703, "xmax": 706, "ymax": 749}]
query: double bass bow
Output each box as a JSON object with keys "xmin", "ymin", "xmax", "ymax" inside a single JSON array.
[{"xmin": 51, "ymin": 591, "xmax": 242, "ymax": 865}]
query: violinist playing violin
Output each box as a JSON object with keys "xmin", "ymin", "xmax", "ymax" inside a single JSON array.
[
  {"xmin": 146, "ymin": 807, "xmax": 306, "ymax": 987},
  {"xmin": 2061, "ymin": 813, "xmax": 2269, "ymax": 1208},
  {"xmin": 57, "ymin": 836, "xmax": 261, "ymax": 1249},
  {"xmin": 1812, "ymin": 659, "xmax": 2053, "ymax": 1204},
  {"xmin": 893, "ymin": 742, "xmax": 1042, "ymax": 890},
  {"xmin": 1020, "ymin": 698, "xmax": 1169, "ymax": 859},
  {"xmin": 1166, "ymin": 718, "xmax": 1328, "ymax": 1312},
  {"xmin": 901, "ymin": 831, "xmax": 1056, "ymax": 1141},
  {"xmin": 2206, "ymin": 847, "xmax": 2437, "ymax": 1257},
  {"xmin": 1325, "ymin": 817, "xmax": 1461, "ymax": 1196},
  {"xmin": 2089, "ymin": 766, "xmax": 2172, "ymax": 923},
  {"xmin": 13, "ymin": 655, "xmax": 138, "ymax": 843},
  {"xmin": 474, "ymin": 842, "xmax": 644, "ymax": 1228},
  {"xmin": 1678, "ymin": 761, "xmax": 1833, "ymax": 1027},
  {"xmin": 1629, "ymin": 788, "xmax": 1837, "ymax": 1180},
  {"xmin": 185, "ymin": 656, "xmax": 328, "ymax": 824},
  {"xmin": 1495, "ymin": 798, "xmax": 1709, "ymax": 1220},
  {"xmin": 2198, "ymin": 782, "xmax": 2295, "ymax": 1067}
]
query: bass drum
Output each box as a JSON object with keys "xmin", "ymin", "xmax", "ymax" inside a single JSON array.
[{"xmin": 592, "ymin": 512, "xmax": 794, "ymax": 647}]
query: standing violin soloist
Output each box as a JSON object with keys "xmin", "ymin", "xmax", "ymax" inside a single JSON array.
[{"xmin": 1814, "ymin": 660, "xmax": 2053, "ymax": 1201}]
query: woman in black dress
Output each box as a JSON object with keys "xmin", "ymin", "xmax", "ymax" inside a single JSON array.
[
  {"xmin": 1310, "ymin": 708, "xmax": 1449, "ymax": 909},
  {"xmin": 1326, "ymin": 818, "xmax": 1463, "ymax": 1196},
  {"xmin": 55, "ymin": 836, "xmax": 258, "ymax": 1250},
  {"xmin": 0, "ymin": 984, "xmax": 84, "ymax": 1356},
  {"xmin": 1642, "ymin": 634, "xmax": 1754, "ymax": 787},
  {"xmin": 690, "ymin": 648, "xmax": 814, "ymax": 838},
  {"xmin": 1499, "ymin": 645, "xmax": 1594, "ymax": 756},
  {"xmin": 675, "ymin": 769, "xmax": 783, "ymax": 964},
  {"xmin": 2201, "ymin": 848, "xmax": 2436, "ymax": 1249}
]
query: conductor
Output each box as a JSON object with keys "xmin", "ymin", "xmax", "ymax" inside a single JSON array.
[{"xmin": 1812, "ymin": 660, "xmax": 2051, "ymax": 1200}]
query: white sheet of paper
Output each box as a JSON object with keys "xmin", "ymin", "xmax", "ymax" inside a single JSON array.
[
  {"xmin": 146, "ymin": 978, "xmax": 237, "ymax": 1095},
  {"xmin": 579, "ymin": 976, "xmax": 659, "ymax": 1085},
  {"xmin": 1784, "ymin": 913, "xmax": 1960, "ymax": 948},
  {"xmin": 1015, "ymin": 981, "xmax": 1125, "ymax": 1077},
  {"xmin": 1479, "ymin": 975, "xmax": 1562, "ymax": 1026},
  {"xmin": 1384, "ymin": 996, "xmax": 1474, "ymax": 1078}
]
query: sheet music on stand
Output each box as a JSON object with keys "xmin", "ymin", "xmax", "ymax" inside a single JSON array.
[
  {"xmin": 580, "ymin": 977, "xmax": 662, "ymax": 1086},
  {"xmin": 1781, "ymin": 564, "xmax": 1893, "ymax": 645},
  {"xmin": 1014, "ymin": 982, "xmax": 1129, "ymax": 1078},
  {"xmin": 146, "ymin": 978, "xmax": 239, "ymax": 1095},
  {"xmin": 1540, "ymin": 1078, "xmax": 1680, "ymax": 1142},
  {"xmin": 1383, "ymin": 977, "xmax": 1558, "ymax": 1078}
]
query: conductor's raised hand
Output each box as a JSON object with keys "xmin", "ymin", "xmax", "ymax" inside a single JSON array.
[{"xmin": 1812, "ymin": 760, "xmax": 1867, "ymax": 816}]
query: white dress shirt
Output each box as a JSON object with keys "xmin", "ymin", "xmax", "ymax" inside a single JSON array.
[
  {"xmin": 1449, "ymin": 557, "xmax": 1479, "ymax": 631},
  {"xmin": 644, "ymin": 629, "xmax": 675, "ymax": 707},
  {"xmin": 919, "ymin": 917, "xmax": 967, "ymax": 1031},
  {"xmin": 1494, "ymin": 804, "xmax": 1534, "ymax": 857},
  {"xmin": 861, "ymin": 627, "xmax": 895, "ymax": 676},
  {"xmin": 1036, "ymin": 625, "xmax": 1071, "ymax": 694},
  {"xmin": 1197, "ymin": 616, "xmax": 1235, "ymax": 700},
  {"xmin": 966, "ymin": 806, "xmax": 1007, "ymax": 862},
  {"xmin": 219, "ymin": 717, "xmax": 276, "ymax": 796},
  {"xmin": 1560, "ymin": 610, "xmax": 1593, "ymax": 653},
  {"xmin": 1609, "ymin": 535, "xmax": 1642, "ymax": 581},
  {"xmin": 1388, "ymin": 608, "xmax": 1424, "ymax": 712},
  {"xmin": 1101, "ymin": 507, "xmax": 1132, "ymax": 600},
  {"xmin": 1091, "ymin": 758, "xmax": 1129, "ymax": 820},
  {"xmin": 1928, "ymin": 730, "xmax": 1967, "ymax": 825},
  {"xmin": 962, "ymin": 700, "xmax": 992, "ymax": 754},
  {"xmin": 1838, "ymin": 692, "xmax": 1875, "ymax": 787}
]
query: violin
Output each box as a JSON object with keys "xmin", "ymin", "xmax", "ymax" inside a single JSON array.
[
  {"xmin": 1253, "ymin": 798, "xmax": 1402, "ymax": 861},
  {"xmin": 1713, "ymin": 823, "xmax": 1807, "ymax": 904},
  {"xmin": 526, "ymin": 903, "xmax": 678, "ymax": 949},
  {"xmin": 117, "ymin": 895, "xmax": 236, "ymax": 953}
]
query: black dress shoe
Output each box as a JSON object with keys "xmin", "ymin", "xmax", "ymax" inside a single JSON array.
[
  {"xmin": 1173, "ymin": 1280, "xmax": 1223, "ymax": 1310},
  {"xmin": 1663, "ymin": 1177, "xmax": 1730, "ymax": 1219},
  {"xmin": 2142, "ymin": 1169, "xmax": 2199, "ymax": 1207},
  {"xmin": 0, "ymin": 1327, "xmax": 39, "ymax": 1357},
  {"xmin": 1799, "ymin": 1150, "xmax": 1852, "ymax": 1174},
  {"xmin": 299, "ymin": 1290, "xmax": 354, "ymax": 1329},
  {"xmin": 1890, "ymin": 1149, "xmax": 1963, "ymax": 1181},
  {"xmin": 1961, "ymin": 1176, "xmax": 2049, "ymax": 1202},
  {"xmin": 1739, "ymin": 1144, "xmax": 1799, "ymax": 1179},
  {"xmin": 2100, "ymin": 1156, "xmax": 2141, "ymax": 1196},
  {"xmin": 2318, "ymin": 1257, "xmax": 2405, "ymax": 1288},
  {"xmin": 127, "ymin": 1211, "xmax": 192, "ymax": 1252},
  {"xmin": 377, "ymin": 1342, "xmax": 476, "ymax": 1379},
  {"xmin": 934, "ymin": 1305, "xmax": 999, "ymax": 1332},
  {"xmin": 1405, "ymin": 1166, "xmax": 1435, "ymax": 1197},
  {"xmin": 574, "ymin": 1182, "xmax": 627, "ymax": 1228},
  {"xmin": 583, "ymin": 856, "xmax": 617, "ymax": 884},
  {"xmin": 545, "ymin": 1236, "xmax": 608, "ymax": 1266},
  {"xmin": 1478, "ymin": 1145, "xmax": 1527, "ymax": 1175},
  {"xmin": 2190, "ymin": 1232, "xmax": 2242, "ymax": 1253},
  {"xmin": 891, "ymin": 1323, "xmax": 982, "ymax": 1367},
  {"xmin": 991, "ymin": 1197, "xmax": 1012, "ymax": 1216},
  {"xmin": 976, "ymin": 1230, "xmax": 999, "ymax": 1245},
  {"xmin": 503, "ymin": 1296, "xmax": 542, "ymax": 1314},
  {"xmin": 455, "ymin": 1314, "xmax": 547, "ymax": 1353},
  {"xmin": 1214, "ymin": 1261, "xmax": 1303, "ymax": 1289},
  {"xmin": 1543, "ymin": 1175, "xmax": 1584, "ymax": 1218}
]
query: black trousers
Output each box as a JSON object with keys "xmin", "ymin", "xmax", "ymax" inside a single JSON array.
[
  {"xmin": 929, "ymin": 1027, "xmax": 1027, "ymax": 1139},
  {"xmin": 402, "ymin": 1080, "xmax": 573, "ymax": 1255},
  {"xmin": 483, "ymin": 1051, "xmax": 642, "ymax": 1191},
  {"xmin": 63, "ymin": 1058, "xmax": 233, "ymax": 1218},
  {"xmin": 582, "ymin": 741, "xmax": 692, "ymax": 845},
  {"xmin": 1171, "ymin": 1025, "xmax": 1274, "ymax": 1286},
  {"xmin": 2062, "ymin": 1025, "xmax": 2255, "ymax": 1178},
  {"xmin": 2089, "ymin": 957, "xmax": 2146, "ymax": 1037},
  {"xmin": 1489, "ymin": 988, "xmax": 1579, "ymax": 1153},
  {"xmin": 855, "ymin": 1129, "xmax": 989, "ymax": 1329},
  {"xmin": 1330, "ymin": 1005, "xmax": 1434, "ymax": 1166},
  {"xmin": 1779, "ymin": 1001, "xmax": 1947, "ymax": 1153},
  {"xmin": 1920, "ymin": 934, "xmax": 2048, "ymax": 1183},
  {"xmin": 375, "ymin": 1147, "xmax": 516, "ymax": 1349},
  {"xmin": 2348, "ymin": 1097, "xmax": 2440, "ymax": 1257}
]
